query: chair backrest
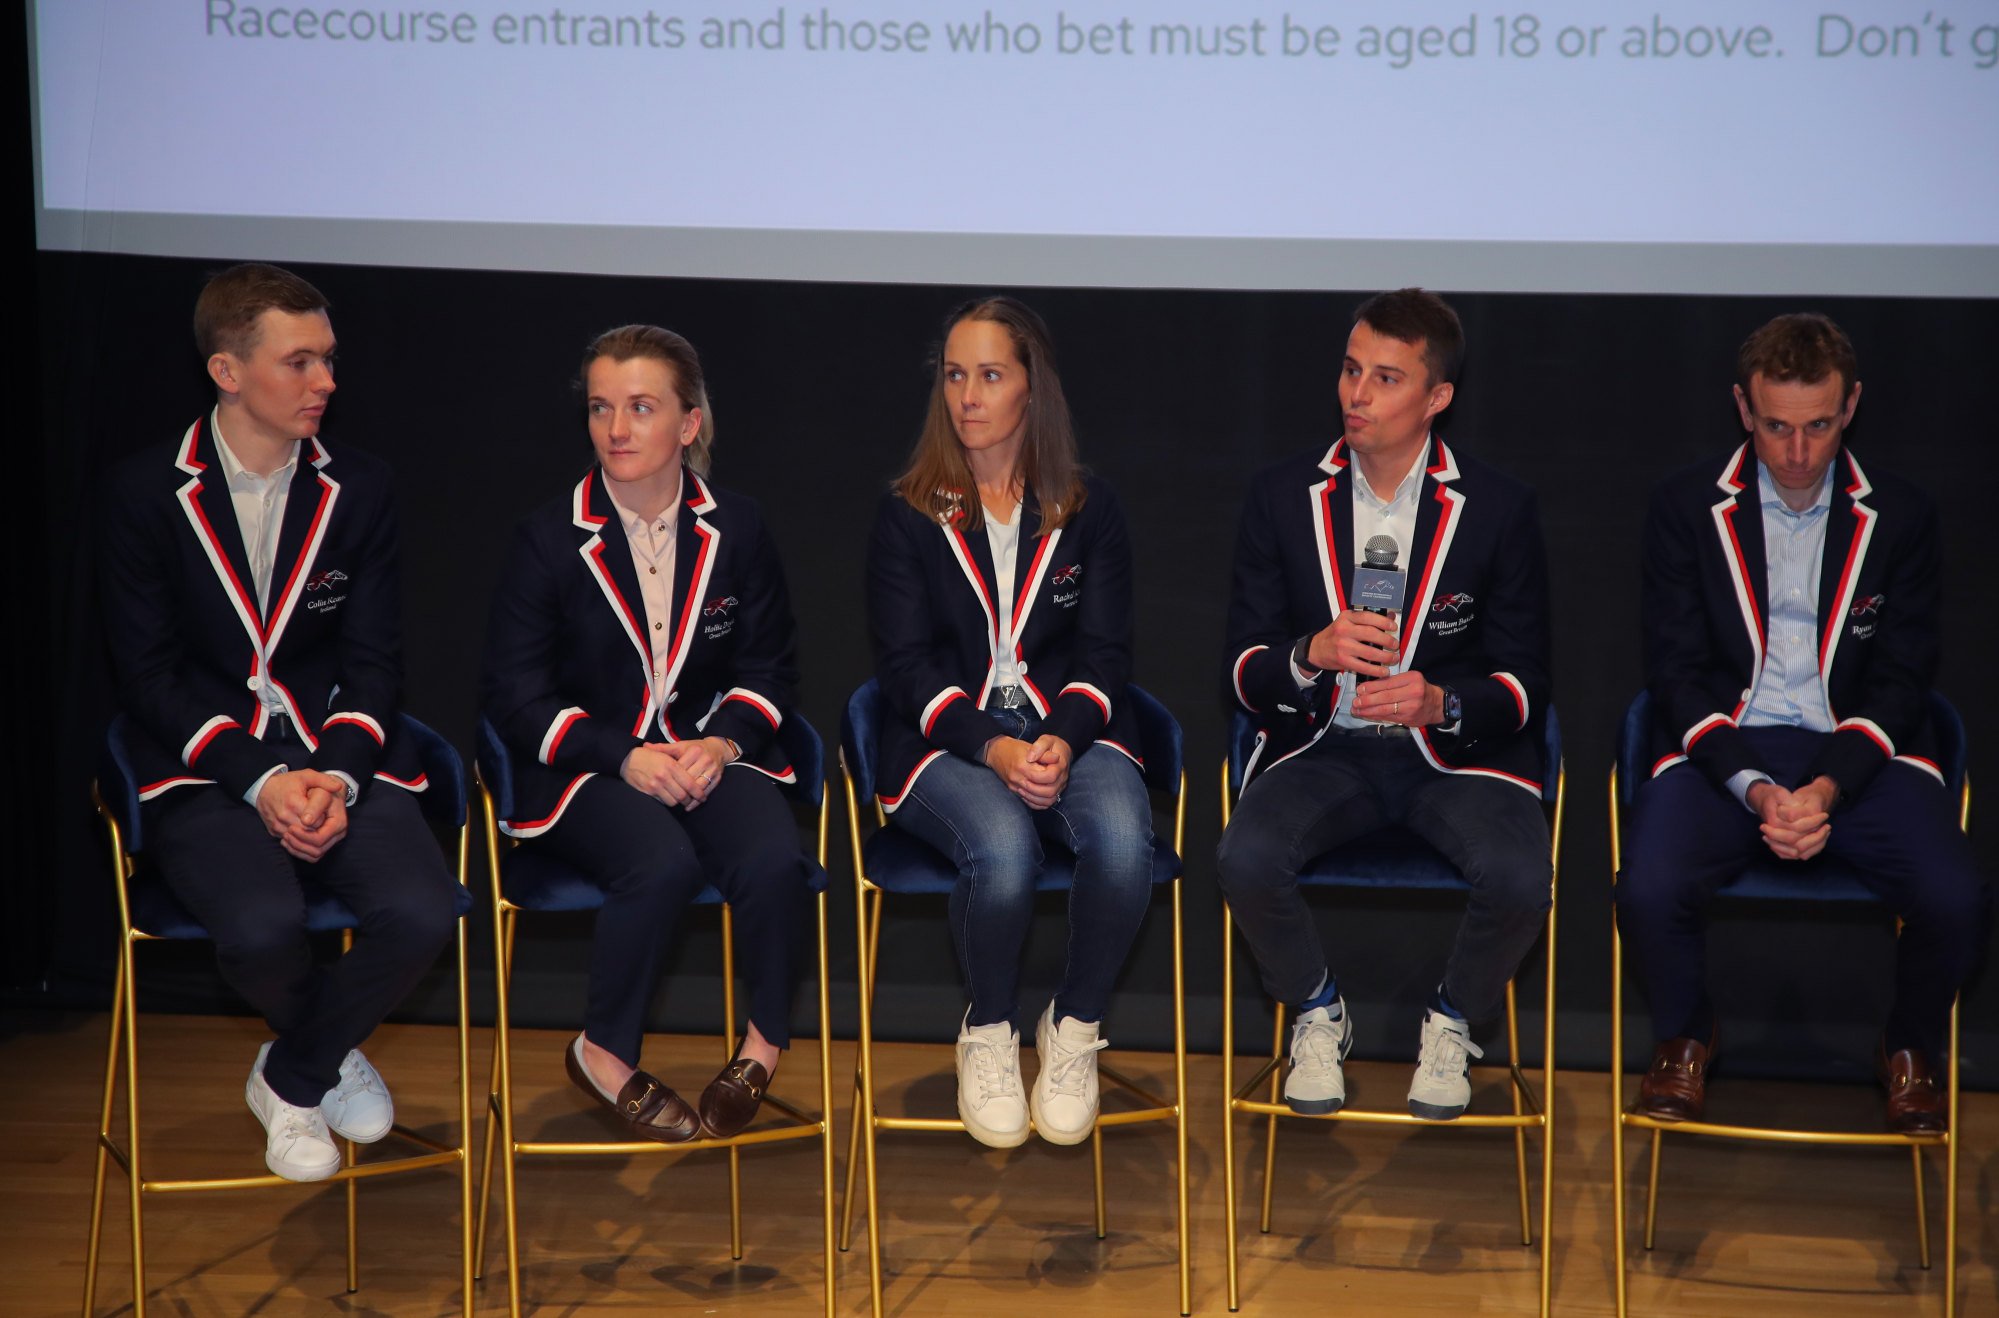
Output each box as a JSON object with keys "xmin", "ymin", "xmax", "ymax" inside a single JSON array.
[
  {"xmin": 842, "ymin": 678, "xmax": 1184, "ymax": 806},
  {"xmin": 101, "ymin": 712, "xmax": 467, "ymax": 851},
  {"xmin": 1226, "ymin": 706, "xmax": 1563, "ymax": 807},
  {"xmin": 1615, "ymin": 690, "xmax": 1968, "ymax": 807},
  {"xmin": 478, "ymin": 711, "xmax": 826, "ymax": 815}
]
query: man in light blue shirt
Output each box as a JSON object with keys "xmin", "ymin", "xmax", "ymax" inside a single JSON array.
[{"xmin": 1618, "ymin": 313, "xmax": 1984, "ymax": 1135}]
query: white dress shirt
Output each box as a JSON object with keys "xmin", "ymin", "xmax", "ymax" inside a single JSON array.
[{"xmin": 605, "ymin": 484, "xmax": 680, "ymax": 719}]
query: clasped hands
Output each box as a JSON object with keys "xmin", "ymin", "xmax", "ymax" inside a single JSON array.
[
  {"xmin": 1745, "ymin": 776, "xmax": 1838, "ymax": 861},
  {"xmin": 1305, "ymin": 610, "xmax": 1445, "ymax": 727},
  {"xmin": 983, "ymin": 733, "xmax": 1072, "ymax": 810},
  {"xmin": 256, "ymin": 769, "xmax": 350, "ymax": 862},
  {"xmin": 621, "ymin": 737, "xmax": 737, "ymax": 809}
]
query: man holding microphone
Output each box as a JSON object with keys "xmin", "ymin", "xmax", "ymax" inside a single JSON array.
[{"xmin": 1216, "ymin": 288, "xmax": 1554, "ymax": 1120}]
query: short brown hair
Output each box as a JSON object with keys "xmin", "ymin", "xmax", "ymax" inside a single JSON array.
[
  {"xmin": 193, "ymin": 263, "xmax": 329, "ymax": 360},
  {"xmin": 892, "ymin": 296, "xmax": 1087, "ymax": 533},
  {"xmin": 1352, "ymin": 287, "xmax": 1464, "ymax": 388},
  {"xmin": 582, "ymin": 324, "xmax": 716, "ymax": 478},
  {"xmin": 1737, "ymin": 312, "xmax": 1858, "ymax": 402}
]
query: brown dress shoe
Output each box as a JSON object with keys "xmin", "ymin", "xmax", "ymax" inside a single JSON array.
[
  {"xmin": 564, "ymin": 1037, "xmax": 701, "ymax": 1143},
  {"xmin": 1880, "ymin": 1047, "xmax": 1948, "ymax": 1135},
  {"xmin": 1633, "ymin": 1035, "xmax": 1714, "ymax": 1122},
  {"xmin": 699, "ymin": 1057, "xmax": 772, "ymax": 1138}
]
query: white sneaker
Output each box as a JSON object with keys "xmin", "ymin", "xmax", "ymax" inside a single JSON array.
[
  {"xmin": 1030, "ymin": 1002, "xmax": 1108, "ymax": 1146},
  {"xmin": 1283, "ymin": 1000, "xmax": 1352, "ymax": 1115},
  {"xmin": 245, "ymin": 1043, "xmax": 343, "ymax": 1181},
  {"xmin": 955, "ymin": 1011, "xmax": 1029, "ymax": 1149},
  {"xmin": 321, "ymin": 1049, "xmax": 394, "ymax": 1143},
  {"xmin": 1408, "ymin": 1008, "xmax": 1484, "ymax": 1120}
]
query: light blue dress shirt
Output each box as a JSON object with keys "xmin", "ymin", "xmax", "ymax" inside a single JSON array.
[{"xmin": 1726, "ymin": 461, "xmax": 1836, "ymax": 808}]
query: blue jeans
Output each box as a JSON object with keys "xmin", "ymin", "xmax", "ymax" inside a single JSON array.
[{"xmin": 892, "ymin": 710, "xmax": 1155, "ymax": 1029}]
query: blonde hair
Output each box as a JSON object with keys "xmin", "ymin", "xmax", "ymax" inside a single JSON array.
[{"xmin": 583, "ymin": 324, "xmax": 716, "ymax": 477}]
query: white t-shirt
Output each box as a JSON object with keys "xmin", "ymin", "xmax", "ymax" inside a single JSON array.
[{"xmin": 985, "ymin": 501, "xmax": 1024, "ymax": 690}]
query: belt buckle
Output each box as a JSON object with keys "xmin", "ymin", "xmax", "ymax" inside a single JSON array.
[{"xmin": 994, "ymin": 685, "xmax": 1027, "ymax": 710}]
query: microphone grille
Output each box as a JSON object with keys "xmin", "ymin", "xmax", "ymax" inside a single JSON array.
[{"xmin": 1363, "ymin": 534, "xmax": 1399, "ymax": 568}]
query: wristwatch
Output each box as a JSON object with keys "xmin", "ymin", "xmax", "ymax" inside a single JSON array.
[
  {"xmin": 1291, "ymin": 636, "xmax": 1322, "ymax": 679},
  {"xmin": 1440, "ymin": 685, "xmax": 1463, "ymax": 725}
]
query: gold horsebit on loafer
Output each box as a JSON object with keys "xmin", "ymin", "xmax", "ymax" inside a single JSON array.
[
  {"xmin": 626, "ymin": 1081, "xmax": 657, "ymax": 1115},
  {"xmin": 1652, "ymin": 1055, "xmax": 1703, "ymax": 1076}
]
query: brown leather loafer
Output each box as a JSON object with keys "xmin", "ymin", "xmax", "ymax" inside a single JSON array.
[
  {"xmin": 564, "ymin": 1037, "xmax": 701, "ymax": 1144},
  {"xmin": 1633, "ymin": 1035, "xmax": 1714, "ymax": 1122},
  {"xmin": 1880, "ymin": 1046, "xmax": 1947, "ymax": 1135},
  {"xmin": 699, "ymin": 1057, "xmax": 772, "ymax": 1139}
]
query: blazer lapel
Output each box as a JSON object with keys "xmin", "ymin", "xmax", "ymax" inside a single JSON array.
[
  {"xmin": 1397, "ymin": 436, "xmax": 1466, "ymax": 670},
  {"xmin": 173, "ymin": 416, "xmax": 265, "ymax": 648},
  {"xmin": 262, "ymin": 437, "xmax": 340, "ymax": 656},
  {"xmin": 657, "ymin": 472, "xmax": 723, "ymax": 727},
  {"xmin": 1816, "ymin": 447, "xmax": 1878, "ymax": 691},
  {"xmin": 1310, "ymin": 440, "xmax": 1358, "ymax": 618},
  {"xmin": 572, "ymin": 469, "xmax": 654, "ymax": 681},
  {"xmin": 1708, "ymin": 443, "xmax": 1770, "ymax": 685}
]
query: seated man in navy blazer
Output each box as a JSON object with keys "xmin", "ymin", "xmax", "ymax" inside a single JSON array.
[
  {"xmin": 101, "ymin": 264, "xmax": 456, "ymax": 1179},
  {"xmin": 1216, "ymin": 288, "xmax": 1554, "ymax": 1121},
  {"xmin": 1618, "ymin": 312, "xmax": 1985, "ymax": 1133}
]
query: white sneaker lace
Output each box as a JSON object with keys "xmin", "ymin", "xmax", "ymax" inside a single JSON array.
[
  {"xmin": 1291, "ymin": 1015, "xmax": 1345, "ymax": 1080},
  {"xmin": 334, "ymin": 1052, "xmax": 384, "ymax": 1101},
  {"xmin": 1043, "ymin": 1032, "xmax": 1108, "ymax": 1098},
  {"xmin": 967, "ymin": 1038, "xmax": 1024, "ymax": 1106},
  {"xmin": 275, "ymin": 1105, "xmax": 326, "ymax": 1149},
  {"xmin": 1419, "ymin": 1017, "xmax": 1484, "ymax": 1081}
]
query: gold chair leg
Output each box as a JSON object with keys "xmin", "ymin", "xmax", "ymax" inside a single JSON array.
[
  {"xmin": 1258, "ymin": 1003, "xmax": 1282, "ymax": 1235},
  {"xmin": 1091, "ymin": 1127, "xmax": 1108, "ymax": 1239},
  {"xmin": 815, "ymin": 892, "xmax": 837, "ymax": 1318},
  {"xmin": 838, "ymin": 885, "xmax": 882, "ymax": 1253},
  {"xmin": 1222, "ymin": 902, "xmax": 1241, "ymax": 1313},
  {"xmin": 1610, "ymin": 786, "xmax": 1629, "ymax": 1318},
  {"xmin": 454, "ymin": 905, "xmax": 475, "ymax": 1318},
  {"xmin": 721, "ymin": 904, "xmax": 744, "ymax": 1262},
  {"xmin": 493, "ymin": 907, "xmax": 524, "ymax": 1318},
  {"xmin": 1537, "ymin": 855, "xmax": 1560, "ymax": 1318},
  {"xmin": 82, "ymin": 952, "xmax": 125, "ymax": 1318},
  {"xmin": 472, "ymin": 1006, "xmax": 504, "ymax": 1280},
  {"xmin": 852, "ymin": 875, "xmax": 886, "ymax": 1318},
  {"xmin": 343, "ymin": 1136, "xmax": 360, "ymax": 1292},
  {"xmin": 1944, "ymin": 995, "xmax": 1959, "ymax": 1318},
  {"xmin": 1506, "ymin": 979, "xmax": 1531, "ymax": 1246},
  {"xmin": 1642, "ymin": 1129, "xmax": 1662, "ymax": 1251},
  {"xmin": 120, "ymin": 934, "xmax": 147, "ymax": 1318},
  {"xmin": 1912, "ymin": 1144, "xmax": 1931, "ymax": 1269},
  {"xmin": 1172, "ymin": 874, "xmax": 1191, "ymax": 1317}
]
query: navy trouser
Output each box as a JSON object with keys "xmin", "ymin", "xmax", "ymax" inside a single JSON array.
[
  {"xmin": 528, "ymin": 768, "xmax": 812, "ymax": 1067},
  {"xmin": 1215, "ymin": 730, "xmax": 1552, "ymax": 1026},
  {"xmin": 1616, "ymin": 725, "xmax": 1986, "ymax": 1060},
  {"xmin": 890, "ymin": 709, "xmax": 1156, "ymax": 1030},
  {"xmin": 148, "ymin": 781, "xmax": 458, "ymax": 1107}
]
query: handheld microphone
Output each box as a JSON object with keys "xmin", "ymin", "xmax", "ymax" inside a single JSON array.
[{"xmin": 1351, "ymin": 535, "xmax": 1406, "ymax": 616}]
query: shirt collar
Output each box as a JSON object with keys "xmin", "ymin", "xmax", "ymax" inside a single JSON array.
[
  {"xmin": 210, "ymin": 408, "xmax": 300, "ymax": 488},
  {"xmin": 1354, "ymin": 440, "xmax": 1427, "ymax": 513},
  {"xmin": 605, "ymin": 481, "xmax": 682, "ymax": 539},
  {"xmin": 1756, "ymin": 458, "xmax": 1834, "ymax": 517}
]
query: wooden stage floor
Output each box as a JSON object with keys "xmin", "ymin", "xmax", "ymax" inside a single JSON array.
[{"xmin": 4, "ymin": 1011, "xmax": 1992, "ymax": 1315}]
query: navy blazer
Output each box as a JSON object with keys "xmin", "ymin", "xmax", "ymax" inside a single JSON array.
[
  {"xmin": 1224, "ymin": 436, "xmax": 1552, "ymax": 795},
  {"xmin": 865, "ymin": 475, "xmax": 1142, "ymax": 810},
  {"xmin": 1641, "ymin": 441, "xmax": 1942, "ymax": 799},
  {"xmin": 101, "ymin": 416, "xmax": 425, "ymax": 804},
  {"xmin": 482, "ymin": 467, "xmax": 800, "ymax": 836}
]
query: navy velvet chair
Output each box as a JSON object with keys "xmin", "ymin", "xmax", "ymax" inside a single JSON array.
[
  {"xmin": 86, "ymin": 714, "xmax": 477, "ymax": 1318},
  {"xmin": 472, "ymin": 713, "xmax": 836, "ymax": 1318},
  {"xmin": 1218, "ymin": 708, "xmax": 1564, "ymax": 1316},
  {"xmin": 1609, "ymin": 689, "xmax": 1970, "ymax": 1317},
  {"xmin": 837, "ymin": 678, "xmax": 1191, "ymax": 1318}
]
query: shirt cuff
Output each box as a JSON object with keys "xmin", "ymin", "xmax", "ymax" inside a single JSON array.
[
  {"xmin": 243, "ymin": 763, "xmax": 288, "ymax": 806},
  {"xmin": 328, "ymin": 770, "xmax": 361, "ymax": 806},
  {"xmin": 1726, "ymin": 769, "xmax": 1773, "ymax": 812}
]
